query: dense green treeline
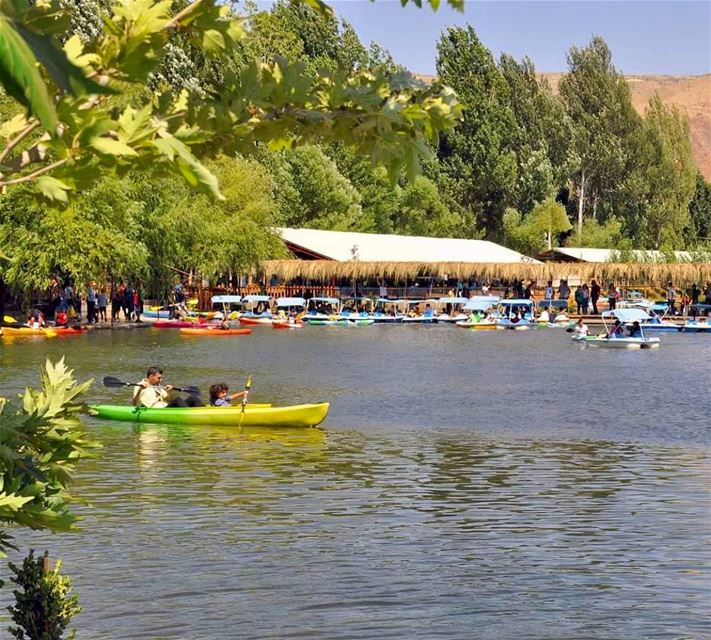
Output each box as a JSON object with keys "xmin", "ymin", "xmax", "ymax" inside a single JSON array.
[
  {"xmin": 137, "ymin": 0, "xmax": 711, "ymax": 249},
  {"xmin": 1, "ymin": 0, "xmax": 709, "ymax": 299}
]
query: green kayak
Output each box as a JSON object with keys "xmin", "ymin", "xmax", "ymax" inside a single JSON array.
[{"xmin": 90, "ymin": 403, "xmax": 329, "ymax": 428}]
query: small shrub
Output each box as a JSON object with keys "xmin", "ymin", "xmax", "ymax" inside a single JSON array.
[{"xmin": 7, "ymin": 549, "xmax": 81, "ymax": 640}]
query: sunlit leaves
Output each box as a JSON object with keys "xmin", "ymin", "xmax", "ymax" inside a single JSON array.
[
  {"xmin": 0, "ymin": 0, "xmax": 462, "ymax": 201},
  {"xmin": 36, "ymin": 175, "xmax": 70, "ymax": 202},
  {"xmin": 0, "ymin": 358, "xmax": 99, "ymax": 555}
]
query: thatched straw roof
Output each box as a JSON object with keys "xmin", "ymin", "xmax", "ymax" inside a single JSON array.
[{"xmin": 260, "ymin": 260, "xmax": 711, "ymax": 285}]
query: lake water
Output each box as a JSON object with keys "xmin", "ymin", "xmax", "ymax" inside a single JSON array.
[{"xmin": 0, "ymin": 325, "xmax": 709, "ymax": 639}]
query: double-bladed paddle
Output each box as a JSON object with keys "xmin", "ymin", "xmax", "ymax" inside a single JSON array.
[{"xmin": 102, "ymin": 376, "xmax": 201, "ymax": 396}]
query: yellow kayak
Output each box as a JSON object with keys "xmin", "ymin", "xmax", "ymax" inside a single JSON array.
[
  {"xmin": 90, "ymin": 403, "xmax": 330, "ymax": 428},
  {"xmin": 2, "ymin": 326, "xmax": 57, "ymax": 337}
]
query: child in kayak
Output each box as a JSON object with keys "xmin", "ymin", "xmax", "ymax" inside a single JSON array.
[{"xmin": 209, "ymin": 383, "xmax": 248, "ymax": 406}]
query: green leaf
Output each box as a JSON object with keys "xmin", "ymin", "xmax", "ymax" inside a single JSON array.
[
  {"xmin": 0, "ymin": 112, "xmax": 29, "ymax": 140},
  {"xmin": 201, "ymin": 28, "xmax": 225, "ymax": 53},
  {"xmin": 117, "ymin": 104, "xmax": 154, "ymax": 144},
  {"xmin": 63, "ymin": 35, "xmax": 101, "ymax": 70},
  {"xmin": 89, "ymin": 136, "xmax": 138, "ymax": 156},
  {"xmin": 0, "ymin": 492, "xmax": 35, "ymax": 511},
  {"xmin": 153, "ymin": 134, "xmax": 223, "ymax": 200},
  {"xmin": 36, "ymin": 176, "xmax": 70, "ymax": 203},
  {"xmin": 0, "ymin": 15, "xmax": 57, "ymax": 131},
  {"xmin": 17, "ymin": 23, "xmax": 112, "ymax": 97}
]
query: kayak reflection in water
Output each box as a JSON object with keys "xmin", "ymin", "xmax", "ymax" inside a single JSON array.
[
  {"xmin": 209, "ymin": 383, "xmax": 247, "ymax": 406},
  {"xmin": 133, "ymin": 366, "xmax": 204, "ymax": 408}
]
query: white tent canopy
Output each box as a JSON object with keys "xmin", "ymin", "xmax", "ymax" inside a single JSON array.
[{"xmin": 278, "ymin": 227, "xmax": 541, "ymax": 264}]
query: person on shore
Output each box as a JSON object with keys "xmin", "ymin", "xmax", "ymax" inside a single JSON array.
[
  {"xmin": 132, "ymin": 286, "xmax": 143, "ymax": 322},
  {"xmin": 544, "ymin": 280, "xmax": 554, "ymax": 300},
  {"xmin": 581, "ymin": 283, "xmax": 590, "ymax": 314},
  {"xmin": 86, "ymin": 281, "xmax": 97, "ymax": 324},
  {"xmin": 607, "ymin": 283, "xmax": 618, "ymax": 311},
  {"xmin": 62, "ymin": 281, "xmax": 73, "ymax": 314},
  {"xmin": 111, "ymin": 287, "xmax": 123, "ymax": 322},
  {"xmin": 691, "ymin": 283, "xmax": 700, "ymax": 306},
  {"xmin": 666, "ymin": 281, "xmax": 676, "ymax": 316},
  {"xmin": 558, "ymin": 279, "xmax": 570, "ymax": 301},
  {"xmin": 133, "ymin": 367, "xmax": 203, "ymax": 408},
  {"xmin": 590, "ymin": 280, "xmax": 601, "ymax": 315},
  {"xmin": 574, "ymin": 287, "xmax": 585, "ymax": 314},
  {"xmin": 97, "ymin": 288, "xmax": 107, "ymax": 322},
  {"xmin": 523, "ymin": 281, "xmax": 533, "ymax": 300},
  {"xmin": 49, "ymin": 277, "xmax": 62, "ymax": 318},
  {"xmin": 209, "ymin": 383, "xmax": 247, "ymax": 406},
  {"xmin": 124, "ymin": 284, "xmax": 134, "ymax": 321}
]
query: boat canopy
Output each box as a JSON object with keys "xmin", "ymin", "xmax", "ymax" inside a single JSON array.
[
  {"xmin": 602, "ymin": 308, "xmax": 651, "ymax": 322},
  {"xmin": 437, "ymin": 297, "xmax": 469, "ymax": 305},
  {"xmin": 500, "ymin": 298, "xmax": 534, "ymax": 307},
  {"xmin": 307, "ymin": 297, "xmax": 340, "ymax": 305},
  {"xmin": 537, "ymin": 299, "xmax": 568, "ymax": 310},
  {"xmin": 242, "ymin": 294, "xmax": 271, "ymax": 303},
  {"xmin": 376, "ymin": 298, "xmax": 406, "ymax": 304},
  {"xmin": 276, "ymin": 297, "xmax": 306, "ymax": 307},
  {"xmin": 211, "ymin": 295, "xmax": 242, "ymax": 304},
  {"xmin": 464, "ymin": 298, "xmax": 498, "ymax": 311}
]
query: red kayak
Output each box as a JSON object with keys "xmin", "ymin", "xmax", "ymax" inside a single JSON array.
[
  {"xmin": 180, "ymin": 327, "xmax": 252, "ymax": 336},
  {"xmin": 272, "ymin": 320, "xmax": 303, "ymax": 330},
  {"xmin": 54, "ymin": 326, "xmax": 84, "ymax": 336},
  {"xmin": 152, "ymin": 320, "xmax": 214, "ymax": 329},
  {"xmin": 236, "ymin": 316, "xmax": 274, "ymax": 326}
]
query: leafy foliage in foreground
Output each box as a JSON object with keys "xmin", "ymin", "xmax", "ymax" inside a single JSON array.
[
  {"xmin": 0, "ymin": 359, "xmax": 98, "ymax": 561},
  {"xmin": 0, "ymin": 0, "xmax": 462, "ymax": 202}
]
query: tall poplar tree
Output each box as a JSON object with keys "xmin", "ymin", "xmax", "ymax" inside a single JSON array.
[
  {"xmin": 640, "ymin": 96, "xmax": 696, "ymax": 247},
  {"xmin": 559, "ymin": 37, "xmax": 643, "ymax": 239},
  {"xmin": 498, "ymin": 54, "xmax": 574, "ymax": 214},
  {"xmin": 435, "ymin": 26, "xmax": 518, "ymax": 239}
]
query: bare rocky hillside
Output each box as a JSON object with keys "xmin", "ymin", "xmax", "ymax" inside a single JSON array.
[
  {"xmin": 541, "ymin": 73, "xmax": 711, "ymax": 181},
  {"xmin": 416, "ymin": 73, "xmax": 711, "ymax": 180}
]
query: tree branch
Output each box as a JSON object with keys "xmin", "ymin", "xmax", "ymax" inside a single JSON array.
[
  {"xmin": 0, "ymin": 159, "xmax": 68, "ymax": 188},
  {"xmin": 0, "ymin": 121, "xmax": 40, "ymax": 164},
  {"xmin": 166, "ymin": 0, "xmax": 205, "ymax": 29},
  {"xmin": 0, "ymin": 143, "xmax": 49, "ymax": 178}
]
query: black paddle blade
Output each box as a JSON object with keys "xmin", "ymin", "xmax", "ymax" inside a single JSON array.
[
  {"xmin": 103, "ymin": 376, "xmax": 129, "ymax": 388},
  {"xmin": 184, "ymin": 386, "xmax": 202, "ymax": 396}
]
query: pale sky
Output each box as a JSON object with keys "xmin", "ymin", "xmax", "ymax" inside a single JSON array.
[{"xmin": 264, "ymin": 1, "xmax": 711, "ymax": 76}]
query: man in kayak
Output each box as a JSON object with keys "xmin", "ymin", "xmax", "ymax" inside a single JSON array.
[{"xmin": 133, "ymin": 367, "xmax": 203, "ymax": 408}]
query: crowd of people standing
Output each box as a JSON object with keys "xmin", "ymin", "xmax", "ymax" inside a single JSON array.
[
  {"xmin": 46, "ymin": 277, "xmax": 143, "ymax": 325},
  {"xmin": 502, "ymin": 277, "xmax": 711, "ymax": 316}
]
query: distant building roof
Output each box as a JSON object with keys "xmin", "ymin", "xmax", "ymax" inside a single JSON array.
[
  {"xmin": 278, "ymin": 227, "xmax": 541, "ymax": 264},
  {"xmin": 537, "ymin": 247, "xmax": 695, "ymax": 263}
]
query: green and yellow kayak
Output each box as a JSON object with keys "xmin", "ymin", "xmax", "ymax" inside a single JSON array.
[{"xmin": 90, "ymin": 403, "xmax": 329, "ymax": 428}]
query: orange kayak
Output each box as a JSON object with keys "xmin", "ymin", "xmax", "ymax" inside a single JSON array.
[{"xmin": 180, "ymin": 327, "xmax": 252, "ymax": 336}]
